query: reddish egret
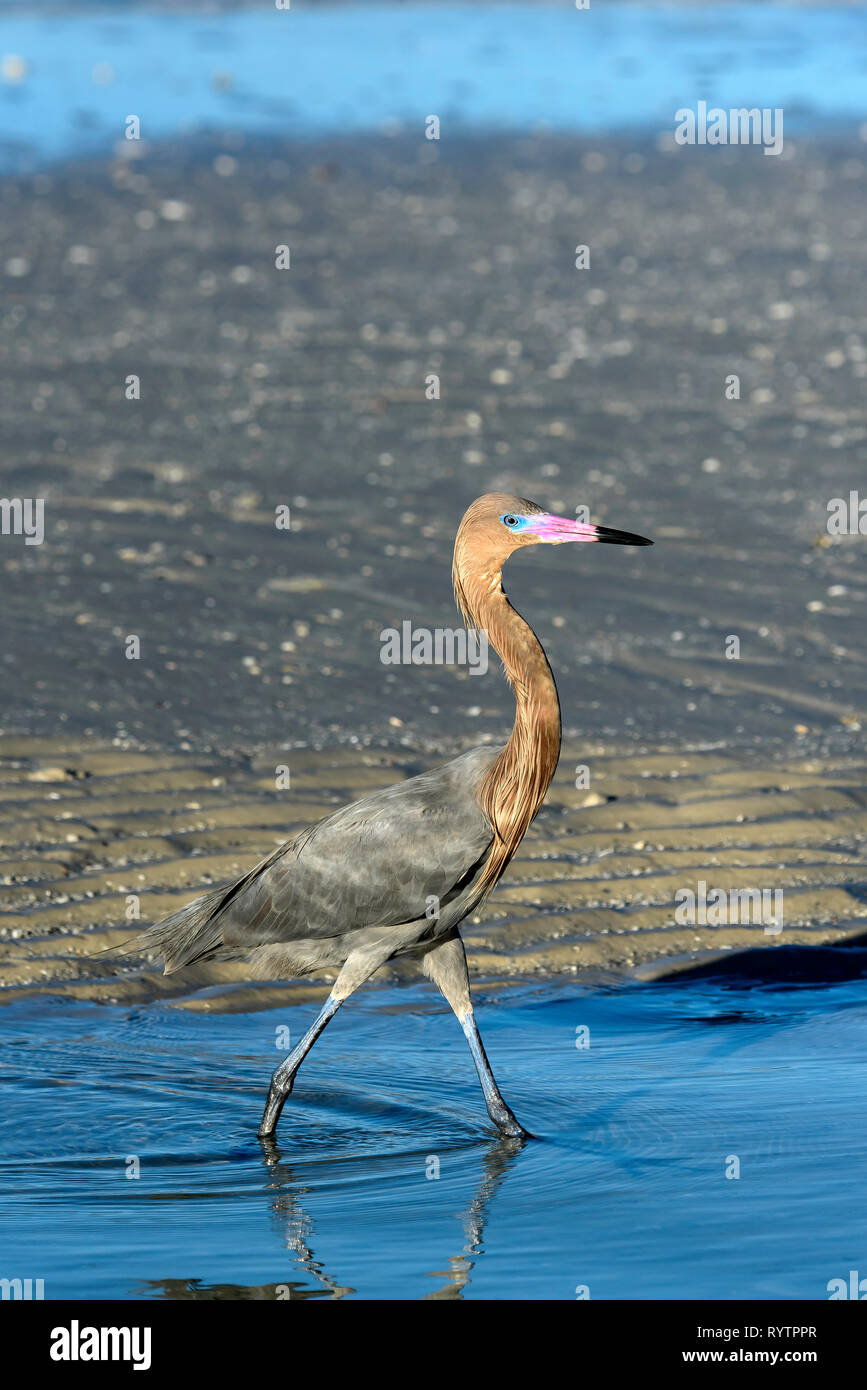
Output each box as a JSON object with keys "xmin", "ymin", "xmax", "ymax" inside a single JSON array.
[{"xmin": 136, "ymin": 493, "xmax": 652, "ymax": 1137}]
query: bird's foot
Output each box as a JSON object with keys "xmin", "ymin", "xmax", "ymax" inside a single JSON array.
[
  {"xmin": 258, "ymin": 1081, "xmax": 293, "ymax": 1137},
  {"xmin": 488, "ymin": 1104, "xmax": 535, "ymax": 1141}
]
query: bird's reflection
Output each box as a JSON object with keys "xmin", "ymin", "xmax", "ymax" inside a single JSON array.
[
  {"xmin": 259, "ymin": 1131, "xmax": 527, "ymax": 1300},
  {"xmin": 140, "ymin": 1133, "xmax": 526, "ymax": 1300},
  {"xmin": 258, "ymin": 1135, "xmax": 355, "ymax": 1299},
  {"xmin": 421, "ymin": 1134, "xmax": 525, "ymax": 1299}
]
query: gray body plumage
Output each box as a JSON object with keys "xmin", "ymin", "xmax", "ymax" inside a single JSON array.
[
  {"xmin": 140, "ymin": 745, "xmax": 498, "ymax": 979},
  {"xmin": 126, "ymin": 490, "xmax": 650, "ymax": 1140}
]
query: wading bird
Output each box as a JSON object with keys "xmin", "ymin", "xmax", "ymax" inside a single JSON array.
[{"xmin": 135, "ymin": 494, "xmax": 652, "ymax": 1138}]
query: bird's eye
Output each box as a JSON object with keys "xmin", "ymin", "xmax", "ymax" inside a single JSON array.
[{"xmin": 501, "ymin": 514, "xmax": 519, "ymax": 528}]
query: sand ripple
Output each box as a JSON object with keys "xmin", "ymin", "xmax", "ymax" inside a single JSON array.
[{"xmin": 0, "ymin": 737, "xmax": 864, "ymax": 1009}]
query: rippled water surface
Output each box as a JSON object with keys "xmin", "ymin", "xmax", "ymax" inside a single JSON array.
[
  {"xmin": 1, "ymin": 3, "xmax": 865, "ymax": 173},
  {"xmin": 2, "ymin": 969, "xmax": 865, "ymax": 1299},
  {"xmin": 1, "ymin": 0, "xmax": 865, "ymax": 1303}
]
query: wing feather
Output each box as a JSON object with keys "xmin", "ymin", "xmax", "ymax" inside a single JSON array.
[{"xmin": 218, "ymin": 747, "xmax": 496, "ymax": 949}]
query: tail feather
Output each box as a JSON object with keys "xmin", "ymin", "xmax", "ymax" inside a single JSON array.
[
  {"xmin": 132, "ymin": 885, "xmax": 237, "ymax": 974},
  {"xmin": 111, "ymin": 838, "xmax": 294, "ymax": 974}
]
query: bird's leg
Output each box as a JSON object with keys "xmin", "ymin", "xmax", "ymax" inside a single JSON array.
[
  {"xmin": 258, "ymin": 939, "xmax": 397, "ymax": 1138},
  {"xmin": 421, "ymin": 932, "xmax": 532, "ymax": 1140},
  {"xmin": 258, "ymin": 993, "xmax": 343, "ymax": 1137}
]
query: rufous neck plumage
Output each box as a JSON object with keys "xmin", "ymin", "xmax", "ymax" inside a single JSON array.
[{"xmin": 452, "ymin": 547, "xmax": 562, "ymax": 900}]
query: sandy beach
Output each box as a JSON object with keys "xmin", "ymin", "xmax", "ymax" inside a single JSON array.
[
  {"xmin": 1, "ymin": 132, "xmax": 865, "ymax": 761},
  {"xmin": 1, "ymin": 123, "xmax": 865, "ymax": 1001},
  {"xmin": 1, "ymin": 2, "xmax": 866, "ymax": 1310},
  {"xmin": 1, "ymin": 733, "xmax": 864, "ymax": 1007}
]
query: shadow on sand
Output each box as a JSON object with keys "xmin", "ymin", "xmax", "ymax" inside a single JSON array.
[{"xmin": 643, "ymin": 931, "xmax": 867, "ymax": 989}]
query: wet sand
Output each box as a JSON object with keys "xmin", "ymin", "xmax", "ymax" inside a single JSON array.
[
  {"xmin": 1, "ymin": 132, "xmax": 865, "ymax": 760},
  {"xmin": 2, "ymin": 5, "xmax": 865, "ymax": 1311},
  {"xmin": 1, "ymin": 735, "xmax": 864, "ymax": 1007},
  {"xmin": 1, "ymin": 130, "xmax": 865, "ymax": 998}
]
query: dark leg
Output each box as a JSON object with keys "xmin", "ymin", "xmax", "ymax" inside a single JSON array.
[
  {"xmin": 459, "ymin": 1012, "xmax": 532, "ymax": 1139},
  {"xmin": 258, "ymin": 938, "xmax": 398, "ymax": 1137},
  {"xmin": 258, "ymin": 993, "xmax": 343, "ymax": 1137},
  {"xmin": 421, "ymin": 932, "xmax": 532, "ymax": 1140}
]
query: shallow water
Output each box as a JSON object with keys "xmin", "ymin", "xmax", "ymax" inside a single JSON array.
[
  {"xmin": 2, "ymin": 0, "xmax": 865, "ymax": 1303},
  {"xmin": 3, "ymin": 12, "xmax": 866, "ymax": 759},
  {"xmin": 2, "ymin": 966, "xmax": 865, "ymax": 1299},
  {"xmin": 2, "ymin": 3, "xmax": 865, "ymax": 173}
]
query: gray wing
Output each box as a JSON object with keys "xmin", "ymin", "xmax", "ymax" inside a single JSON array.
[{"xmin": 217, "ymin": 745, "xmax": 497, "ymax": 949}]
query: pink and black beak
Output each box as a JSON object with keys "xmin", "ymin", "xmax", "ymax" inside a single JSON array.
[{"xmin": 521, "ymin": 513, "xmax": 653, "ymax": 546}]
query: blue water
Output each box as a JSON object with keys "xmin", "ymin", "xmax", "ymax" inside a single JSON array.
[
  {"xmin": 2, "ymin": 4, "xmax": 865, "ymax": 1299},
  {"xmin": 1, "ymin": 4, "xmax": 865, "ymax": 172},
  {"xmin": 2, "ymin": 973, "xmax": 865, "ymax": 1299}
]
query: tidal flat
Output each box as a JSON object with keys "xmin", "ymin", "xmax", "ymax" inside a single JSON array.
[
  {"xmin": 1, "ymin": 129, "xmax": 864, "ymax": 998},
  {"xmin": 0, "ymin": 739, "xmax": 865, "ymax": 1003},
  {"xmin": 1, "ymin": 3, "xmax": 865, "ymax": 1297}
]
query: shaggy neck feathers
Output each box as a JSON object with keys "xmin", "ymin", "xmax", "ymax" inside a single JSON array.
[{"xmin": 452, "ymin": 540, "xmax": 562, "ymax": 903}]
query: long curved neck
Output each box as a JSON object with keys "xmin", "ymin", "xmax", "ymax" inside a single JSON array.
[{"xmin": 453, "ymin": 554, "xmax": 562, "ymax": 898}]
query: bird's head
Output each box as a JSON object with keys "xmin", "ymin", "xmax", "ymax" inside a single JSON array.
[{"xmin": 455, "ymin": 491, "xmax": 653, "ymax": 573}]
